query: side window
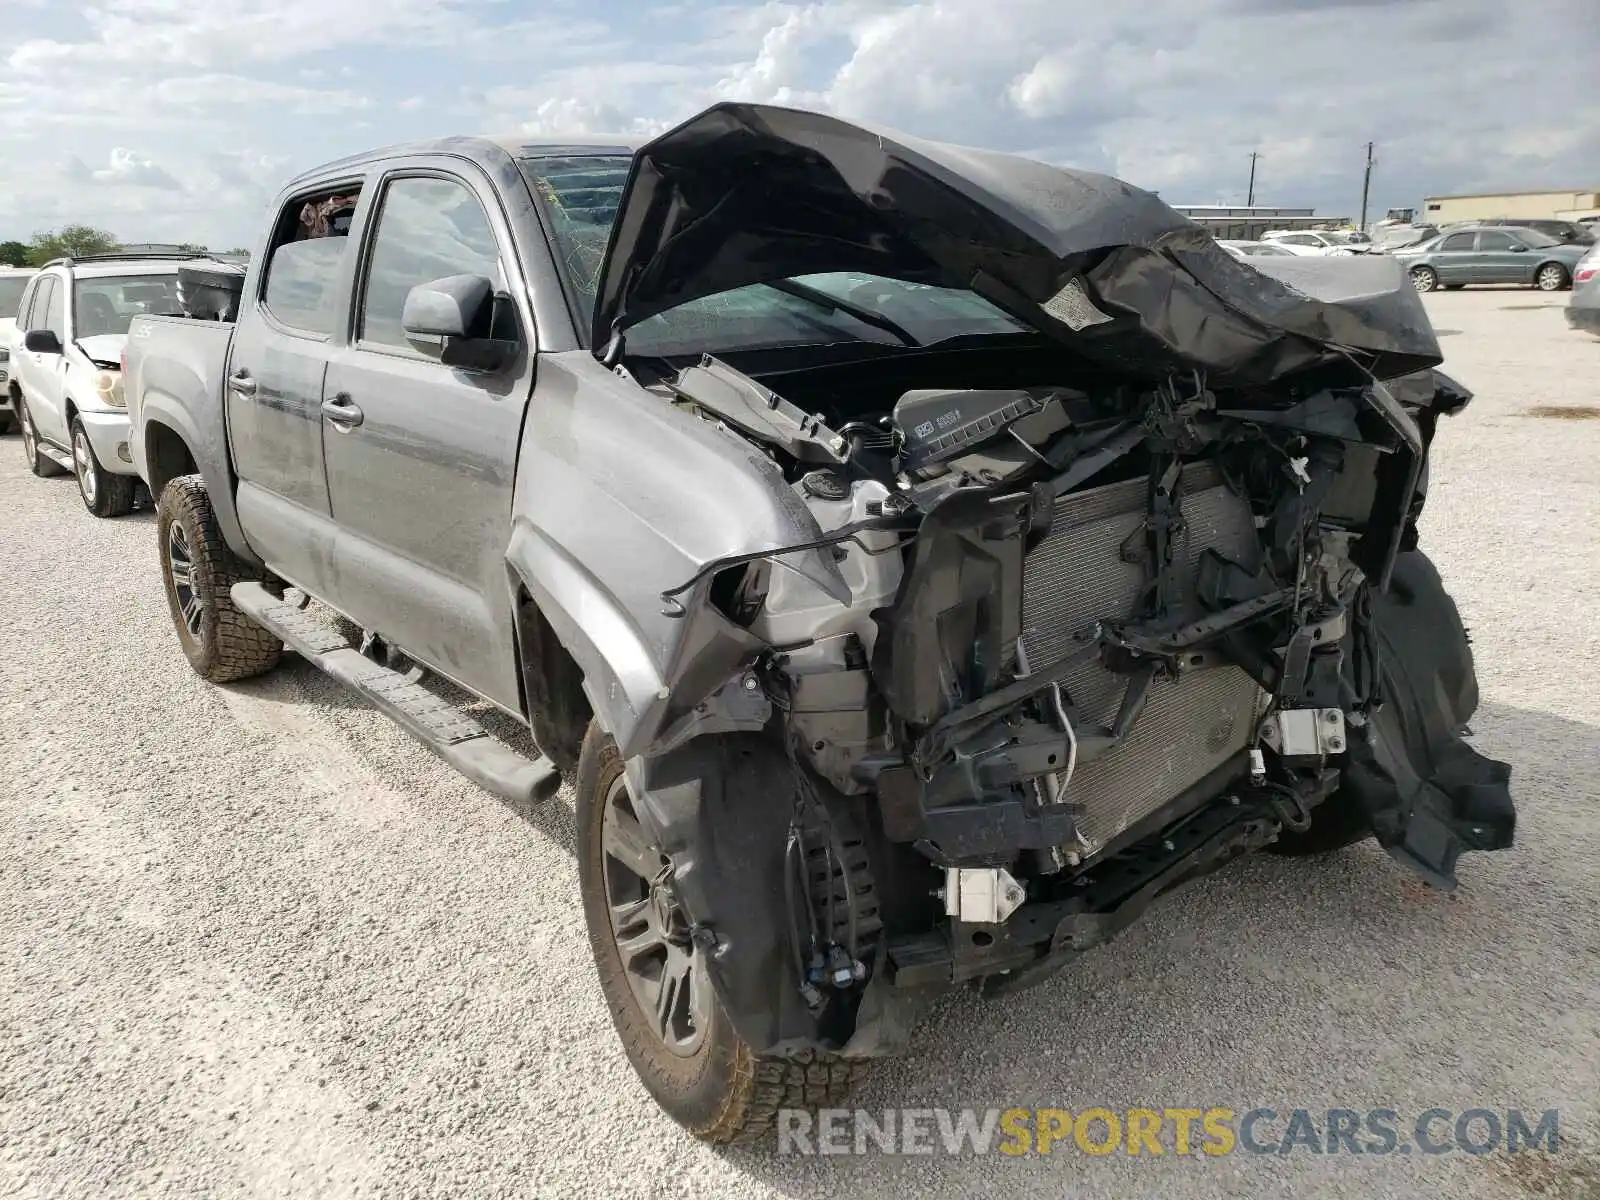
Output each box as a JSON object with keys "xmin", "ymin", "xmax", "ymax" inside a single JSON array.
[
  {"xmin": 18, "ymin": 278, "xmax": 44, "ymax": 330},
  {"xmin": 41, "ymin": 278, "xmax": 64, "ymax": 338},
  {"xmin": 260, "ymin": 183, "xmax": 362, "ymax": 337},
  {"xmin": 358, "ymin": 176, "xmax": 503, "ymax": 351},
  {"xmin": 264, "ymin": 241, "xmax": 349, "ymax": 335},
  {"xmin": 1439, "ymin": 233, "xmax": 1476, "ymax": 252},
  {"xmin": 1476, "ymin": 231, "xmax": 1517, "ymax": 251}
]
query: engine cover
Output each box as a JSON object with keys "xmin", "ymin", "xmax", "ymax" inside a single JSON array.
[{"xmin": 1019, "ymin": 462, "xmax": 1265, "ymax": 854}]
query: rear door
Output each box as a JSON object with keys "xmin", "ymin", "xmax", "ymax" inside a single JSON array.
[
  {"xmin": 226, "ymin": 180, "xmax": 368, "ymax": 600},
  {"xmin": 1431, "ymin": 231, "xmax": 1481, "ymax": 284},
  {"xmin": 1473, "ymin": 230, "xmax": 1529, "ymax": 282},
  {"xmin": 319, "ymin": 163, "xmax": 534, "ymax": 710}
]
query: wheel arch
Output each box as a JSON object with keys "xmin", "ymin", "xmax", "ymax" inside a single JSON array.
[{"xmin": 1533, "ymin": 260, "xmax": 1570, "ymax": 289}]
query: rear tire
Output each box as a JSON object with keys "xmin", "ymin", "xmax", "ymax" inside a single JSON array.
[
  {"xmin": 575, "ymin": 723, "xmax": 869, "ymax": 1142},
  {"xmin": 17, "ymin": 398, "xmax": 65, "ymax": 477},
  {"xmin": 1409, "ymin": 266, "xmax": 1439, "ymax": 292},
  {"xmin": 156, "ymin": 474, "xmax": 282, "ymax": 683},
  {"xmin": 71, "ymin": 418, "xmax": 136, "ymax": 518}
]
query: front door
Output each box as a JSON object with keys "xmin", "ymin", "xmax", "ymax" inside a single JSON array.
[
  {"xmin": 17, "ymin": 276, "xmax": 70, "ymax": 445},
  {"xmin": 1472, "ymin": 230, "xmax": 1529, "ymax": 283},
  {"xmin": 227, "ymin": 183, "xmax": 367, "ymax": 600},
  {"xmin": 320, "ymin": 166, "xmax": 533, "ymax": 711}
]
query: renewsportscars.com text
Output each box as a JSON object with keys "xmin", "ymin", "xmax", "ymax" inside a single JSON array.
[{"xmin": 777, "ymin": 1106, "xmax": 1563, "ymax": 1157}]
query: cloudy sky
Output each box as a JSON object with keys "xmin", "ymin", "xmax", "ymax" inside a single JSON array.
[{"xmin": 2, "ymin": 0, "xmax": 1596, "ymax": 249}]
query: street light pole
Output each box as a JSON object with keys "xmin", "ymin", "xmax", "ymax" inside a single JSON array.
[
  {"xmin": 1360, "ymin": 141, "xmax": 1375, "ymax": 231},
  {"xmin": 1247, "ymin": 152, "xmax": 1259, "ymax": 207}
]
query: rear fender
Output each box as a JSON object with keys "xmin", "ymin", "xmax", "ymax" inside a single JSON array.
[{"xmin": 137, "ymin": 392, "xmax": 258, "ymax": 567}]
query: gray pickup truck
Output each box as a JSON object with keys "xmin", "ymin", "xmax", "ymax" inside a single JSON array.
[{"xmin": 124, "ymin": 102, "xmax": 1515, "ymax": 1142}]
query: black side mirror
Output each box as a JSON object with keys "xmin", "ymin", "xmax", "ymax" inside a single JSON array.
[
  {"xmin": 401, "ymin": 273, "xmax": 519, "ymax": 372},
  {"xmin": 23, "ymin": 329, "xmax": 62, "ymax": 355}
]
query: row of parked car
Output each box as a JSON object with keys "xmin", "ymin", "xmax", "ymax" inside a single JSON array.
[{"xmin": 1215, "ymin": 221, "xmax": 1600, "ymax": 306}]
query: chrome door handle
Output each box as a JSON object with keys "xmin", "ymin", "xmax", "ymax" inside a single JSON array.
[
  {"xmin": 321, "ymin": 394, "xmax": 364, "ymax": 428},
  {"xmin": 228, "ymin": 370, "xmax": 257, "ymax": 396}
]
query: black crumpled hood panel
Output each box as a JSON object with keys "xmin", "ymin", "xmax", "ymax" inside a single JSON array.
[{"xmin": 592, "ymin": 102, "xmax": 1442, "ymax": 385}]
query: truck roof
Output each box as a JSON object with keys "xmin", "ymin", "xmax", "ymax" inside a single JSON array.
[{"xmin": 284, "ymin": 133, "xmax": 640, "ymax": 192}]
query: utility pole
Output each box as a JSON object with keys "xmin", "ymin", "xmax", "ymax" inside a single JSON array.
[
  {"xmin": 1247, "ymin": 152, "xmax": 1260, "ymax": 207},
  {"xmin": 1359, "ymin": 141, "xmax": 1375, "ymax": 231}
]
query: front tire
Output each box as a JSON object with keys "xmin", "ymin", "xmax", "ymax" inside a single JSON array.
[
  {"xmin": 17, "ymin": 398, "xmax": 64, "ymax": 477},
  {"xmin": 575, "ymin": 724, "xmax": 868, "ymax": 1143},
  {"xmin": 156, "ymin": 474, "xmax": 282, "ymax": 683},
  {"xmin": 1409, "ymin": 265, "xmax": 1439, "ymax": 292},
  {"xmin": 1534, "ymin": 262, "xmax": 1569, "ymax": 291},
  {"xmin": 71, "ymin": 418, "xmax": 135, "ymax": 518}
]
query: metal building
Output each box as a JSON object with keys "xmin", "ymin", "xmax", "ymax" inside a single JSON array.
[
  {"xmin": 1422, "ymin": 189, "xmax": 1600, "ymax": 226},
  {"xmin": 1170, "ymin": 205, "xmax": 1353, "ymax": 239}
]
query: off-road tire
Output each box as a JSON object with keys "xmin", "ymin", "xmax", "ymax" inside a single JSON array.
[
  {"xmin": 71, "ymin": 417, "xmax": 136, "ymax": 518},
  {"xmin": 18, "ymin": 397, "xmax": 64, "ymax": 477},
  {"xmin": 156, "ymin": 474, "xmax": 283, "ymax": 683},
  {"xmin": 575, "ymin": 723, "xmax": 870, "ymax": 1143}
]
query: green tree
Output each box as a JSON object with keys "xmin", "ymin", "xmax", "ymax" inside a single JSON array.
[
  {"xmin": 27, "ymin": 225, "xmax": 120, "ymax": 265},
  {"xmin": 0, "ymin": 240, "xmax": 28, "ymax": 267}
]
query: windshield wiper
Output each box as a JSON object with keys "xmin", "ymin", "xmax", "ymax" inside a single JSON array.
[{"xmin": 768, "ymin": 278, "xmax": 920, "ymax": 347}]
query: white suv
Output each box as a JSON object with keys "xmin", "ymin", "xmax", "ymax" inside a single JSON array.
[
  {"xmin": 11, "ymin": 255, "xmax": 188, "ymax": 516},
  {"xmin": 1260, "ymin": 230, "xmax": 1373, "ymax": 257}
]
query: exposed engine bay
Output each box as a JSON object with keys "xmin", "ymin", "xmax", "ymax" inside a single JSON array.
[
  {"xmin": 585, "ymin": 102, "xmax": 1516, "ymax": 1056},
  {"xmin": 635, "ymin": 345, "xmax": 1513, "ymax": 1027}
]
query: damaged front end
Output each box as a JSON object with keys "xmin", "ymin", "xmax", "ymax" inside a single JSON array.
[{"xmin": 584, "ymin": 103, "xmax": 1515, "ymax": 1059}]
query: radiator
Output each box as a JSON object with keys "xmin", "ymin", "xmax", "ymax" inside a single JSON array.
[{"xmin": 1019, "ymin": 462, "xmax": 1264, "ymax": 855}]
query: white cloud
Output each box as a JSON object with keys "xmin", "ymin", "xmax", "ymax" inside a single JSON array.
[
  {"xmin": 65, "ymin": 148, "xmax": 184, "ymax": 191},
  {"xmin": 3, "ymin": 0, "xmax": 1596, "ymax": 249}
]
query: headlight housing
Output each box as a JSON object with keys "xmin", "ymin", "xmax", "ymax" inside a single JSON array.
[{"xmin": 95, "ymin": 370, "xmax": 126, "ymax": 408}]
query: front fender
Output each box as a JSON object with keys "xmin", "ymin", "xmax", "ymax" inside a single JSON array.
[{"xmin": 506, "ymin": 352, "xmax": 838, "ymax": 758}]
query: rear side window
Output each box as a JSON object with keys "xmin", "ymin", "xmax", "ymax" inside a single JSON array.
[
  {"xmin": 1440, "ymin": 233, "xmax": 1475, "ymax": 251},
  {"xmin": 259, "ymin": 182, "xmax": 363, "ymax": 337},
  {"xmin": 264, "ymin": 240, "xmax": 349, "ymax": 335}
]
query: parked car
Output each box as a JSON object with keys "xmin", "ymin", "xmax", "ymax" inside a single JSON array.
[
  {"xmin": 1566, "ymin": 243, "xmax": 1600, "ymax": 336},
  {"xmin": 1366, "ymin": 223, "xmax": 1439, "ymax": 253},
  {"xmin": 1477, "ymin": 217, "xmax": 1595, "ymax": 246},
  {"xmin": 1217, "ymin": 239, "xmax": 1297, "ymax": 259},
  {"xmin": 0, "ymin": 266, "xmax": 40, "ymax": 434},
  {"xmin": 10, "ymin": 253, "xmax": 194, "ymax": 514},
  {"xmin": 1393, "ymin": 226, "xmax": 1588, "ymax": 292},
  {"xmin": 123, "ymin": 102, "xmax": 1513, "ymax": 1143},
  {"xmin": 1260, "ymin": 229, "xmax": 1373, "ymax": 256}
]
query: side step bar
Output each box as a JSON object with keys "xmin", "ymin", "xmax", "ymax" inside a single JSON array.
[
  {"xmin": 37, "ymin": 442, "xmax": 74, "ymax": 473},
  {"xmin": 232, "ymin": 582, "xmax": 562, "ymax": 807}
]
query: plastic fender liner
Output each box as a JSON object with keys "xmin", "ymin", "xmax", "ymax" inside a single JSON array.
[
  {"xmin": 1342, "ymin": 550, "xmax": 1515, "ymax": 889},
  {"xmin": 624, "ymin": 734, "xmax": 924, "ymax": 1057}
]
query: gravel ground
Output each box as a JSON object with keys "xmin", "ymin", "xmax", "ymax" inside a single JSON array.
[{"xmin": 2, "ymin": 290, "xmax": 1597, "ymax": 1199}]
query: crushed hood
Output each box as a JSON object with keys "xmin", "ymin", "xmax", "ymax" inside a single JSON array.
[
  {"xmin": 593, "ymin": 103, "xmax": 1442, "ymax": 385},
  {"xmin": 76, "ymin": 333, "xmax": 127, "ymax": 368}
]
